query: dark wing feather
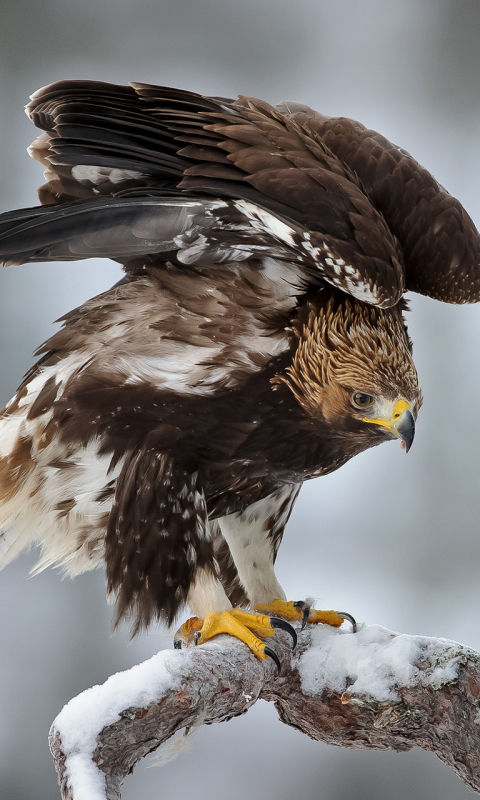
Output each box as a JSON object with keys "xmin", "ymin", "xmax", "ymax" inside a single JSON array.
[
  {"xmin": 0, "ymin": 196, "xmax": 295, "ymax": 266},
  {"xmin": 22, "ymin": 80, "xmax": 406, "ymax": 307},
  {"xmin": 0, "ymin": 197, "xmax": 242, "ymax": 264},
  {"xmin": 277, "ymin": 101, "xmax": 480, "ymax": 304},
  {"xmin": 20, "ymin": 80, "xmax": 480, "ymax": 305}
]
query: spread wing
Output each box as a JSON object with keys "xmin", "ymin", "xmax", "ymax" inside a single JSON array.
[
  {"xmin": 1, "ymin": 80, "xmax": 478, "ymax": 305},
  {"xmin": 0, "ymin": 80, "xmax": 406, "ymax": 307}
]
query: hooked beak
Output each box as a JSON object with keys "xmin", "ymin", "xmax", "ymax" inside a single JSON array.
[{"xmin": 364, "ymin": 399, "xmax": 415, "ymax": 453}]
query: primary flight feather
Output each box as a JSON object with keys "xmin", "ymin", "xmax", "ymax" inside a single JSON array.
[{"xmin": 0, "ymin": 81, "xmax": 477, "ymax": 663}]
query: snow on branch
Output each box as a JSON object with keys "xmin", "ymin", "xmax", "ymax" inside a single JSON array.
[{"xmin": 49, "ymin": 623, "xmax": 480, "ymax": 800}]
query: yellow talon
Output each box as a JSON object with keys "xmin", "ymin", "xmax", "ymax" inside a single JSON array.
[
  {"xmin": 175, "ymin": 610, "xmax": 275, "ymax": 660},
  {"xmin": 199, "ymin": 611, "xmax": 271, "ymax": 660},
  {"xmin": 231, "ymin": 608, "xmax": 276, "ymax": 638},
  {"xmin": 254, "ymin": 599, "xmax": 355, "ymax": 630},
  {"xmin": 254, "ymin": 600, "xmax": 305, "ymax": 621},
  {"xmin": 178, "ymin": 615, "xmax": 203, "ymax": 637},
  {"xmin": 307, "ymin": 609, "xmax": 344, "ymax": 627},
  {"xmin": 173, "ymin": 608, "xmax": 297, "ymax": 671}
]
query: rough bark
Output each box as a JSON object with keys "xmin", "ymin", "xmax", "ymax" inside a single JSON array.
[{"xmin": 49, "ymin": 624, "xmax": 480, "ymax": 800}]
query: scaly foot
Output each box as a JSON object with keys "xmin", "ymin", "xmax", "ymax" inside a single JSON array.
[
  {"xmin": 173, "ymin": 609, "xmax": 296, "ymax": 672},
  {"xmin": 254, "ymin": 599, "xmax": 357, "ymax": 632}
]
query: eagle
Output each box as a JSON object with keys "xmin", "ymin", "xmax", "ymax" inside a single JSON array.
[{"xmin": 0, "ymin": 81, "xmax": 478, "ymax": 668}]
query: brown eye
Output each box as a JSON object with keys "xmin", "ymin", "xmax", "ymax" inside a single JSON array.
[{"xmin": 352, "ymin": 392, "xmax": 375, "ymax": 409}]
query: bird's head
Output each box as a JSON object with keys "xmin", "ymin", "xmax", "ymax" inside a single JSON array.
[{"xmin": 274, "ymin": 290, "xmax": 422, "ymax": 455}]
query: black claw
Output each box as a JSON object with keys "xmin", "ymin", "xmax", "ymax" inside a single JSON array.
[
  {"xmin": 193, "ymin": 631, "xmax": 201, "ymax": 645},
  {"xmin": 173, "ymin": 639, "xmax": 182, "ymax": 650},
  {"xmin": 270, "ymin": 617, "xmax": 297, "ymax": 648},
  {"xmin": 293, "ymin": 599, "xmax": 310, "ymax": 631},
  {"xmin": 338, "ymin": 612, "xmax": 357, "ymax": 633},
  {"xmin": 264, "ymin": 646, "xmax": 281, "ymax": 674},
  {"xmin": 301, "ymin": 606, "xmax": 310, "ymax": 631}
]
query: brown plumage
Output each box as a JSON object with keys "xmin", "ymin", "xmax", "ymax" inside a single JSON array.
[
  {"xmin": 0, "ymin": 80, "xmax": 475, "ymax": 643},
  {"xmin": 276, "ymin": 294, "xmax": 419, "ymax": 424}
]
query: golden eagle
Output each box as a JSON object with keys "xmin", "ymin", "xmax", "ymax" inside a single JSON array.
[{"xmin": 0, "ymin": 82, "xmax": 477, "ymax": 667}]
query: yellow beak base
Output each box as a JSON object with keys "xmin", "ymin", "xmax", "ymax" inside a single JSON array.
[{"xmin": 364, "ymin": 400, "xmax": 415, "ymax": 452}]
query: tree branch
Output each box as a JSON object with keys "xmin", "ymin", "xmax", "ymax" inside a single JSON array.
[{"xmin": 49, "ymin": 623, "xmax": 480, "ymax": 800}]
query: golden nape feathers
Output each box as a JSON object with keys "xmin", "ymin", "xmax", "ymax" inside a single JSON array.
[{"xmin": 274, "ymin": 291, "xmax": 421, "ymax": 429}]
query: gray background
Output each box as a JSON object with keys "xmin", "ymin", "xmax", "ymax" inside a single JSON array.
[{"xmin": 1, "ymin": 1, "xmax": 480, "ymax": 798}]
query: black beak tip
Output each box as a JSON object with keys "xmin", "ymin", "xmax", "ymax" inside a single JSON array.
[{"xmin": 397, "ymin": 409, "xmax": 415, "ymax": 453}]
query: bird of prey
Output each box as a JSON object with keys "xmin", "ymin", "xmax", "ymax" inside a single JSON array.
[{"xmin": 0, "ymin": 81, "xmax": 478, "ymax": 667}]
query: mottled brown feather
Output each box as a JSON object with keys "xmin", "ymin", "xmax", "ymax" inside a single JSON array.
[{"xmin": 0, "ymin": 79, "xmax": 470, "ymax": 632}]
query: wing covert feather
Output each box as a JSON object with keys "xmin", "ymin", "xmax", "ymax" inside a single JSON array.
[{"xmin": 277, "ymin": 101, "xmax": 480, "ymax": 304}]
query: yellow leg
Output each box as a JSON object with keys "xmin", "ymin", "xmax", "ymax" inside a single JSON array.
[
  {"xmin": 254, "ymin": 600, "xmax": 356, "ymax": 631},
  {"xmin": 174, "ymin": 608, "xmax": 297, "ymax": 668}
]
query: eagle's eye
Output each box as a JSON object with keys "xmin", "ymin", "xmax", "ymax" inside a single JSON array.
[{"xmin": 351, "ymin": 392, "xmax": 375, "ymax": 409}]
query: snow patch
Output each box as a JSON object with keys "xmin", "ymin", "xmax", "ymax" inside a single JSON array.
[
  {"xmin": 298, "ymin": 624, "xmax": 463, "ymax": 703},
  {"xmin": 61, "ymin": 754, "xmax": 106, "ymax": 800},
  {"xmin": 54, "ymin": 648, "xmax": 189, "ymax": 799}
]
